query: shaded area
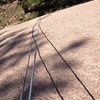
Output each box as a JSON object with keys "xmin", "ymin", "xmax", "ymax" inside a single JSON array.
[
  {"xmin": 0, "ymin": 79, "xmax": 22, "ymax": 98},
  {"xmin": 0, "ymin": 30, "xmax": 8, "ymax": 36},
  {"xmin": 0, "ymin": 30, "xmax": 46, "ymax": 69},
  {"xmin": 0, "ymin": 29, "xmax": 48, "ymax": 100},
  {"xmin": 66, "ymin": 39, "xmax": 89, "ymax": 50},
  {"xmin": 0, "ymin": 28, "xmax": 26, "ymax": 42},
  {"xmin": 60, "ymin": 38, "xmax": 90, "ymax": 54},
  {"xmin": 0, "ymin": 28, "xmax": 92, "ymax": 100},
  {"xmin": 18, "ymin": 80, "xmax": 67, "ymax": 100}
]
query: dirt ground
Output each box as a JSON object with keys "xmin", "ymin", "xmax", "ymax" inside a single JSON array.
[{"xmin": 0, "ymin": 0, "xmax": 100, "ymax": 100}]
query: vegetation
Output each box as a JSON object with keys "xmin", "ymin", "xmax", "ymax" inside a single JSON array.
[
  {"xmin": 0, "ymin": 0, "xmax": 91, "ymax": 28},
  {"xmin": 0, "ymin": 1, "xmax": 38, "ymax": 29},
  {"xmin": 19, "ymin": 0, "xmax": 88, "ymax": 14}
]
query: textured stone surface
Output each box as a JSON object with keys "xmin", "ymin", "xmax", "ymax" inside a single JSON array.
[{"xmin": 0, "ymin": 0, "xmax": 100, "ymax": 100}]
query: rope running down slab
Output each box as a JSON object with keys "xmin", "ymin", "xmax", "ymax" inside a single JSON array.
[
  {"xmin": 20, "ymin": 23, "xmax": 38, "ymax": 100},
  {"xmin": 31, "ymin": 25, "xmax": 64, "ymax": 100},
  {"xmin": 38, "ymin": 25, "xmax": 95, "ymax": 100},
  {"xmin": 20, "ymin": 14, "xmax": 95, "ymax": 100}
]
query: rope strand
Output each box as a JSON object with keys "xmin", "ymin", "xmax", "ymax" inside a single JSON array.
[{"xmin": 38, "ymin": 25, "xmax": 95, "ymax": 100}]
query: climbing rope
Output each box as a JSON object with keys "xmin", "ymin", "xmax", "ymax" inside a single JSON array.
[
  {"xmin": 20, "ymin": 18, "xmax": 64, "ymax": 100},
  {"xmin": 31, "ymin": 25, "xmax": 64, "ymax": 100},
  {"xmin": 38, "ymin": 24, "xmax": 95, "ymax": 100},
  {"xmin": 19, "ymin": 23, "xmax": 38, "ymax": 100},
  {"xmin": 20, "ymin": 13, "xmax": 95, "ymax": 100},
  {"xmin": 20, "ymin": 36, "xmax": 32, "ymax": 100}
]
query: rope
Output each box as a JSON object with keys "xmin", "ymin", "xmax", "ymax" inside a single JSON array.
[
  {"xmin": 28, "ymin": 47, "xmax": 37, "ymax": 100},
  {"xmin": 28, "ymin": 27, "xmax": 38, "ymax": 100},
  {"xmin": 19, "ymin": 20, "xmax": 40, "ymax": 100},
  {"xmin": 38, "ymin": 25, "xmax": 95, "ymax": 100},
  {"xmin": 20, "ymin": 37, "xmax": 33, "ymax": 100},
  {"xmin": 20, "ymin": 18, "xmax": 95, "ymax": 100},
  {"xmin": 19, "ymin": 10, "xmax": 95, "ymax": 100},
  {"xmin": 19, "ymin": 12, "xmax": 95, "ymax": 99},
  {"xmin": 31, "ymin": 25, "xmax": 64, "ymax": 100}
]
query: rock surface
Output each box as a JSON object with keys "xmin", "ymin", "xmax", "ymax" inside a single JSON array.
[{"xmin": 0, "ymin": 0, "xmax": 100, "ymax": 100}]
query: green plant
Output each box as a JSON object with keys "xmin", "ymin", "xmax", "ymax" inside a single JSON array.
[{"xmin": 20, "ymin": 0, "xmax": 42, "ymax": 13}]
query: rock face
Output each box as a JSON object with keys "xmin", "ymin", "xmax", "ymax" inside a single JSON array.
[{"xmin": 0, "ymin": 0, "xmax": 100, "ymax": 100}]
